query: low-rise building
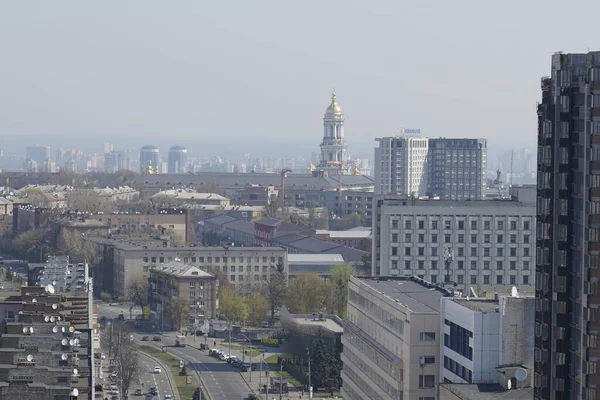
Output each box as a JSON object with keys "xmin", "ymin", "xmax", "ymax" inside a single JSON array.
[
  {"xmin": 341, "ymin": 276, "xmax": 453, "ymax": 400},
  {"xmin": 287, "ymin": 253, "xmax": 345, "ymax": 280},
  {"xmin": 149, "ymin": 261, "xmax": 218, "ymax": 332},
  {"xmin": 151, "ymin": 189, "xmax": 230, "ymax": 207},
  {"xmin": 314, "ymin": 228, "xmax": 372, "ymax": 252}
]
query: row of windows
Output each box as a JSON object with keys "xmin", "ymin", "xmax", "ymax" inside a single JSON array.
[
  {"xmin": 391, "ymin": 233, "xmax": 532, "ymax": 244},
  {"xmin": 396, "ymin": 273, "xmax": 530, "ymax": 286},
  {"xmin": 444, "ymin": 319, "xmax": 473, "ymax": 360},
  {"xmin": 343, "ymin": 347, "xmax": 401, "ymax": 397},
  {"xmin": 142, "ymin": 255, "xmax": 282, "ymax": 264},
  {"xmin": 444, "ymin": 355, "xmax": 473, "ymax": 383},
  {"xmin": 392, "ymin": 246, "xmax": 532, "ymax": 257},
  {"xmin": 392, "ymin": 219, "xmax": 531, "ymax": 231},
  {"xmin": 349, "ymin": 289, "xmax": 404, "ymax": 335},
  {"xmin": 391, "ymin": 259, "xmax": 531, "ymax": 271},
  {"xmin": 343, "ymin": 327, "xmax": 401, "ymax": 381}
]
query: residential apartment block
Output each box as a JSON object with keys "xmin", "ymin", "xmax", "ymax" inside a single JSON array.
[
  {"xmin": 535, "ymin": 51, "xmax": 600, "ymax": 400},
  {"xmin": 148, "ymin": 261, "xmax": 218, "ymax": 332},
  {"xmin": 341, "ymin": 276, "xmax": 452, "ymax": 400},
  {"xmin": 372, "ymin": 186, "xmax": 535, "ymax": 290},
  {"xmin": 375, "ymin": 137, "xmax": 487, "ymax": 200}
]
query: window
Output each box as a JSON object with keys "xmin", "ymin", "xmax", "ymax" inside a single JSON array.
[
  {"xmin": 484, "ymin": 248, "xmax": 490, "ymax": 257},
  {"xmin": 497, "ymin": 235, "xmax": 504, "ymax": 243},
  {"xmin": 418, "ymin": 260, "xmax": 424, "ymax": 269},
  {"xmin": 524, "ymin": 248, "xmax": 530, "ymax": 257},
  {"xmin": 470, "ymin": 275, "xmax": 477, "ymax": 284},
  {"xmin": 497, "ymin": 248, "xmax": 503, "ymax": 257},
  {"xmin": 405, "ymin": 247, "xmax": 411, "ymax": 256},
  {"xmin": 431, "ymin": 260, "xmax": 438, "ymax": 270},
  {"xmin": 510, "ymin": 275, "xmax": 516, "ymax": 284},
  {"xmin": 239, "ymin": 266, "xmax": 244, "ymax": 272},
  {"xmin": 215, "ymin": 257, "xmax": 220, "ymax": 262},
  {"xmin": 231, "ymin": 266, "xmax": 236, "ymax": 272},
  {"xmin": 471, "ymin": 235, "xmax": 477, "ymax": 244},
  {"xmin": 189, "ymin": 281, "xmax": 196, "ymax": 287},
  {"xmin": 255, "ymin": 257, "xmax": 260, "ymax": 262},
  {"xmin": 458, "ymin": 234, "xmax": 464, "ymax": 243},
  {"xmin": 510, "ymin": 221, "xmax": 517, "ymax": 230},
  {"xmin": 470, "ymin": 261, "xmax": 477, "ymax": 270},
  {"xmin": 151, "ymin": 257, "xmax": 157, "ymax": 263},
  {"xmin": 445, "ymin": 234, "xmax": 451, "ymax": 243},
  {"xmin": 471, "ymin": 221, "xmax": 477, "ymax": 230},
  {"xmin": 524, "ymin": 221, "xmax": 530, "ymax": 230},
  {"xmin": 457, "ymin": 275, "xmax": 464, "ymax": 284},
  {"xmin": 420, "ymin": 332, "xmax": 436, "ymax": 341},
  {"xmin": 524, "ymin": 235, "xmax": 530, "ymax": 244},
  {"xmin": 458, "ymin": 248, "xmax": 464, "ymax": 257},
  {"xmin": 199, "ymin": 257, "xmax": 205, "ymax": 262},
  {"xmin": 392, "ymin": 220, "xmax": 398, "ymax": 229},
  {"xmin": 510, "ymin": 261, "xmax": 516, "ymax": 270},
  {"xmin": 391, "ymin": 261, "xmax": 398, "ymax": 270},
  {"xmin": 524, "ymin": 261, "xmax": 530, "ymax": 270},
  {"xmin": 523, "ymin": 275, "xmax": 530, "ymax": 284},
  {"xmin": 419, "ymin": 234, "xmax": 425, "ymax": 243},
  {"xmin": 230, "ymin": 257, "xmax": 236, "ymax": 263},
  {"xmin": 458, "ymin": 261, "xmax": 464, "ymax": 270},
  {"xmin": 430, "ymin": 274, "xmax": 437, "ymax": 283},
  {"xmin": 445, "ymin": 221, "xmax": 451, "ymax": 229},
  {"xmin": 497, "ymin": 275, "xmax": 503, "ymax": 284},
  {"xmin": 223, "ymin": 257, "xmax": 228, "ymax": 262},
  {"xmin": 419, "ymin": 374, "xmax": 435, "ymax": 388},
  {"xmin": 497, "ymin": 261, "xmax": 503, "ymax": 270},
  {"xmin": 405, "ymin": 234, "xmax": 412, "ymax": 243},
  {"xmin": 458, "ymin": 221, "xmax": 464, "ymax": 230},
  {"xmin": 484, "ymin": 234, "xmax": 490, "ymax": 243},
  {"xmin": 484, "ymin": 275, "xmax": 490, "ymax": 284},
  {"xmin": 432, "ymin": 221, "xmax": 438, "ymax": 229},
  {"xmin": 405, "ymin": 261, "xmax": 411, "ymax": 270},
  {"xmin": 418, "ymin": 220, "xmax": 425, "ymax": 229},
  {"xmin": 159, "ymin": 257, "xmax": 164, "ymax": 263},
  {"xmin": 432, "ymin": 247, "xmax": 438, "ymax": 256},
  {"xmin": 471, "ymin": 248, "xmax": 477, "ymax": 257},
  {"xmin": 392, "ymin": 247, "xmax": 398, "ymax": 256},
  {"xmin": 419, "ymin": 397, "xmax": 436, "ymax": 400},
  {"xmin": 421, "ymin": 356, "xmax": 436, "ymax": 364},
  {"xmin": 484, "ymin": 221, "xmax": 490, "ymax": 230},
  {"xmin": 510, "ymin": 248, "xmax": 517, "ymax": 257},
  {"xmin": 497, "ymin": 221, "xmax": 504, "ymax": 230},
  {"xmin": 405, "ymin": 220, "xmax": 412, "ymax": 229},
  {"xmin": 207, "ymin": 257, "xmax": 212, "ymax": 263},
  {"xmin": 262, "ymin": 257, "xmax": 268, "ymax": 262},
  {"xmin": 418, "ymin": 247, "xmax": 425, "ymax": 256},
  {"xmin": 432, "ymin": 234, "xmax": 438, "ymax": 243},
  {"xmin": 143, "ymin": 256, "xmax": 149, "ymax": 263},
  {"xmin": 392, "ymin": 233, "xmax": 398, "ymax": 242},
  {"xmin": 484, "ymin": 261, "xmax": 490, "ymax": 270},
  {"xmin": 230, "ymin": 275, "xmax": 236, "ymax": 281}
]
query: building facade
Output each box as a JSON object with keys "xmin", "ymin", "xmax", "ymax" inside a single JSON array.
[
  {"xmin": 374, "ymin": 137, "xmax": 487, "ymax": 200},
  {"xmin": 535, "ymin": 51, "xmax": 600, "ymax": 400},
  {"xmin": 342, "ymin": 276, "xmax": 452, "ymax": 400},
  {"xmin": 139, "ymin": 145, "xmax": 160, "ymax": 174},
  {"xmin": 167, "ymin": 146, "xmax": 188, "ymax": 173},
  {"xmin": 148, "ymin": 261, "xmax": 218, "ymax": 331},
  {"xmin": 372, "ymin": 190, "xmax": 536, "ymax": 291}
]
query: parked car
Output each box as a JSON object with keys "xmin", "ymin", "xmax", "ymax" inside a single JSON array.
[
  {"xmin": 247, "ymin": 393, "xmax": 258, "ymax": 400},
  {"xmin": 164, "ymin": 395, "xmax": 173, "ymax": 400},
  {"xmin": 152, "ymin": 336, "xmax": 162, "ymax": 342},
  {"xmin": 134, "ymin": 321, "xmax": 141, "ymax": 328},
  {"xmin": 218, "ymin": 353, "xmax": 229, "ymax": 361},
  {"xmin": 153, "ymin": 366, "xmax": 161, "ymax": 374},
  {"xmin": 111, "ymin": 396, "xmax": 119, "ymax": 400},
  {"xmin": 141, "ymin": 336, "xmax": 149, "ymax": 341},
  {"xmin": 226, "ymin": 355, "xmax": 237, "ymax": 363},
  {"xmin": 134, "ymin": 389, "xmax": 143, "ymax": 396},
  {"xmin": 149, "ymin": 387, "xmax": 158, "ymax": 395},
  {"xmin": 145, "ymin": 394, "xmax": 154, "ymax": 400}
]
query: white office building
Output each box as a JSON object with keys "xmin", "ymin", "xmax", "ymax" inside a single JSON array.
[
  {"xmin": 375, "ymin": 136, "xmax": 429, "ymax": 196},
  {"xmin": 342, "ymin": 276, "xmax": 454, "ymax": 400},
  {"xmin": 372, "ymin": 186, "xmax": 536, "ymax": 290}
]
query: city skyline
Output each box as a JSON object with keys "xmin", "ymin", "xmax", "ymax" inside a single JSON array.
[{"xmin": 2, "ymin": 1, "xmax": 596, "ymax": 154}]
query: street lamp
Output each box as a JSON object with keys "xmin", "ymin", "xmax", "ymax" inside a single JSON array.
[
  {"xmin": 307, "ymin": 348, "xmax": 312, "ymax": 400},
  {"xmin": 279, "ymin": 359, "xmax": 285, "ymax": 400},
  {"xmin": 221, "ymin": 315, "xmax": 231, "ymax": 357},
  {"xmin": 238, "ymin": 333, "xmax": 252, "ymax": 383}
]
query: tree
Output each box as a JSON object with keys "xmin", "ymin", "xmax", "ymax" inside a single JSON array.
[
  {"xmin": 167, "ymin": 298, "xmax": 190, "ymax": 331},
  {"xmin": 205, "ymin": 265, "xmax": 232, "ymax": 299},
  {"xmin": 115, "ymin": 197, "xmax": 155, "ymax": 214},
  {"xmin": 66, "ymin": 189, "xmax": 115, "ymax": 213},
  {"xmin": 100, "ymin": 292, "xmax": 112, "ymax": 303},
  {"xmin": 341, "ymin": 213, "xmax": 363, "ymax": 230},
  {"xmin": 12, "ymin": 228, "xmax": 51, "ymax": 262},
  {"xmin": 219, "ymin": 285, "xmax": 249, "ymax": 323},
  {"xmin": 358, "ymin": 253, "xmax": 372, "ymax": 276},
  {"xmin": 311, "ymin": 329, "xmax": 333, "ymax": 389},
  {"xmin": 286, "ymin": 273, "xmax": 328, "ymax": 314},
  {"xmin": 56, "ymin": 228, "xmax": 98, "ymax": 264},
  {"xmin": 246, "ymin": 292, "xmax": 269, "ymax": 325},
  {"xmin": 264, "ymin": 198, "xmax": 280, "ymax": 218},
  {"xmin": 264, "ymin": 262, "xmax": 287, "ymax": 320},
  {"xmin": 106, "ymin": 325, "xmax": 141, "ymax": 399},
  {"xmin": 18, "ymin": 187, "xmax": 50, "ymax": 207},
  {"xmin": 126, "ymin": 278, "xmax": 148, "ymax": 312},
  {"xmin": 328, "ymin": 264, "xmax": 355, "ymax": 318}
]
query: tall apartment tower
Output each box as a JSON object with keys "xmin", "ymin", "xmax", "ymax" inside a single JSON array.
[
  {"xmin": 374, "ymin": 137, "xmax": 487, "ymax": 199},
  {"xmin": 535, "ymin": 51, "xmax": 600, "ymax": 400},
  {"xmin": 168, "ymin": 145, "xmax": 188, "ymax": 173},
  {"xmin": 374, "ymin": 137, "xmax": 429, "ymax": 196},
  {"xmin": 139, "ymin": 145, "xmax": 160, "ymax": 174}
]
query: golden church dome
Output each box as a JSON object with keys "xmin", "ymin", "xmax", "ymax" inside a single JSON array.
[{"xmin": 325, "ymin": 92, "xmax": 343, "ymax": 115}]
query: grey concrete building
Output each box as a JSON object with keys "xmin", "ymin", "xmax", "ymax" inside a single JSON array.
[
  {"xmin": 535, "ymin": 51, "xmax": 600, "ymax": 400},
  {"xmin": 372, "ymin": 187, "xmax": 536, "ymax": 291},
  {"xmin": 167, "ymin": 146, "xmax": 187, "ymax": 174},
  {"xmin": 341, "ymin": 276, "xmax": 454, "ymax": 400},
  {"xmin": 374, "ymin": 137, "xmax": 487, "ymax": 200}
]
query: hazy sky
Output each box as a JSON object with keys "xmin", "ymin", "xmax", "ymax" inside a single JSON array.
[{"xmin": 1, "ymin": 1, "xmax": 598, "ymax": 157}]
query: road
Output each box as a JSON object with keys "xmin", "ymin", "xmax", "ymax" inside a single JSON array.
[
  {"xmin": 97, "ymin": 302, "xmax": 252, "ymax": 400},
  {"xmin": 138, "ymin": 352, "xmax": 174, "ymax": 400}
]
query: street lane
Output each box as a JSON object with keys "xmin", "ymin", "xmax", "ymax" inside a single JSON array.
[
  {"xmin": 137, "ymin": 352, "xmax": 174, "ymax": 400},
  {"xmin": 97, "ymin": 303, "xmax": 252, "ymax": 399}
]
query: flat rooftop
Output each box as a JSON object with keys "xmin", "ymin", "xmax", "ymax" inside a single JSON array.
[
  {"xmin": 440, "ymin": 383, "xmax": 533, "ymax": 400},
  {"xmin": 452, "ymin": 298, "xmax": 499, "ymax": 313},
  {"xmin": 288, "ymin": 254, "xmax": 345, "ymax": 264},
  {"xmin": 355, "ymin": 277, "xmax": 452, "ymax": 314},
  {"xmin": 289, "ymin": 314, "xmax": 344, "ymax": 334}
]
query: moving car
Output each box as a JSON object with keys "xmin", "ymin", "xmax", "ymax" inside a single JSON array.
[
  {"xmin": 134, "ymin": 321, "xmax": 141, "ymax": 328},
  {"xmin": 149, "ymin": 387, "xmax": 158, "ymax": 395},
  {"xmin": 152, "ymin": 336, "xmax": 162, "ymax": 342},
  {"xmin": 153, "ymin": 366, "xmax": 161, "ymax": 374},
  {"xmin": 218, "ymin": 353, "xmax": 229, "ymax": 361},
  {"xmin": 247, "ymin": 394, "xmax": 258, "ymax": 400},
  {"xmin": 141, "ymin": 336, "xmax": 149, "ymax": 341},
  {"xmin": 134, "ymin": 389, "xmax": 143, "ymax": 396},
  {"xmin": 164, "ymin": 395, "xmax": 173, "ymax": 400},
  {"xmin": 226, "ymin": 355, "xmax": 237, "ymax": 363}
]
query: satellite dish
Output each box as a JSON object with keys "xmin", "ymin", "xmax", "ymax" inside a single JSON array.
[
  {"xmin": 52, "ymin": 281, "xmax": 57, "ymax": 285},
  {"xmin": 511, "ymin": 286, "xmax": 519, "ymax": 298},
  {"xmin": 507, "ymin": 379, "xmax": 512, "ymax": 390},
  {"xmin": 47, "ymin": 284, "xmax": 55, "ymax": 294},
  {"xmin": 50, "ymin": 316, "xmax": 56, "ymax": 322},
  {"xmin": 61, "ymin": 327, "xmax": 66, "ymax": 333},
  {"xmin": 74, "ymin": 339, "xmax": 80, "ymax": 346},
  {"xmin": 61, "ymin": 353, "xmax": 68, "ymax": 360},
  {"xmin": 52, "ymin": 304, "xmax": 58, "ymax": 310},
  {"xmin": 61, "ymin": 339, "xmax": 68, "ymax": 346},
  {"xmin": 26, "ymin": 354, "xmax": 33, "ymax": 362},
  {"xmin": 73, "ymin": 368, "xmax": 78, "ymax": 375},
  {"xmin": 57, "ymin": 316, "xmax": 61, "ymax": 321},
  {"xmin": 69, "ymin": 339, "xmax": 74, "ymax": 346},
  {"xmin": 32, "ymin": 298, "xmax": 37, "ymax": 303},
  {"xmin": 69, "ymin": 326, "xmax": 75, "ymax": 333},
  {"xmin": 29, "ymin": 327, "xmax": 34, "ymax": 334},
  {"xmin": 72, "ymin": 389, "xmax": 79, "ymax": 397},
  {"xmin": 515, "ymin": 368, "xmax": 528, "ymax": 381},
  {"xmin": 44, "ymin": 316, "xmax": 50, "ymax": 322},
  {"xmin": 52, "ymin": 326, "xmax": 59, "ymax": 333},
  {"xmin": 22, "ymin": 327, "xmax": 28, "ymax": 334}
]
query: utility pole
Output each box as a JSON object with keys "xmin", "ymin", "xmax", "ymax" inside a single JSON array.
[
  {"xmin": 279, "ymin": 359, "xmax": 285, "ymax": 400},
  {"xmin": 307, "ymin": 348, "xmax": 312, "ymax": 400}
]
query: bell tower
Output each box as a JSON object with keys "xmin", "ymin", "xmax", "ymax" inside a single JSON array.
[{"xmin": 318, "ymin": 92, "xmax": 348, "ymax": 174}]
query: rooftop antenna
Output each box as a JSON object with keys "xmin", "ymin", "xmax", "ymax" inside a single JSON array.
[
  {"xmin": 510, "ymin": 148, "xmax": 514, "ymax": 187},
  {"xmin": 511, "ymin": 286, "xmax": 519, "ymax": 298}
]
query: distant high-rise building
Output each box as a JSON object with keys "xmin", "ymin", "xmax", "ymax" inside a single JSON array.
[
  {"xmin": 139, "ymin": 145, "xmax": 160, "ymax": 174},
  {"xmin": 534, "ymin": 51, "xmax": 600, "ymax": 400},
  {"xmin": 374, "ymin": 136, "xmax": 487, "ymax": 199},
  {"xmin": 26, "ymin": 145, "xmax": 50, "ymax": 166},
  {"xmin": 104, "ymin": 141, "xmax": 113, "ymax": 154},
  {"xmin": 168, "ymin": 145, "xmax": 188, "ymax": 173},
  {"xmin": 105, "ymin": 149, "xmax": 134, "ymax": 172}
]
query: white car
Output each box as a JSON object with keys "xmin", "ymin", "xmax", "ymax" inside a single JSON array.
[
  {"xmin": 164, "ymin": 395, "xmax": 173, "ymax": 400},
  {"xmin": 109, "ymin": 385, "xmax": 118, "ymax": 391},
  {"xmin": 153, "ymin": 366, "xmax": 161, "ymax": 374},
  {"xmin": 218, "ymin": 353, "xmax": 228, "ymax": 361}
]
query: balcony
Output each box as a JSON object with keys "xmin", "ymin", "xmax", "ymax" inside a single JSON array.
[
  {"xmin": 589, "ymin": 318, "xmax": 600, "ymax": 336},
  {"xmin": 589, "ymin": 293, "xmax": 600, "ymax": 309},
  {"xmin": 590, "ymin": 242, "xmax": 600, "ymax": 256},
  {"xmin": 593, "ymin": 135, "xmax": 600, "ymax": 149},
  {"xmin": 591, "ymin": 188, "xmax": 600, "ymax": 202},
  {"xmin": 591, "ymin": 215, "xmax": 600, "ymax": 229},
  {"xmin": 593, "ymin": 81, "xmax": 600, "ymax": 91},
  {"xmin": 592, "ymin": 162, "xmax": 600, "ymax": 175},
  {"xmin": 592, "ymin": 108, "xmax": 600, "ymax": 118}
]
